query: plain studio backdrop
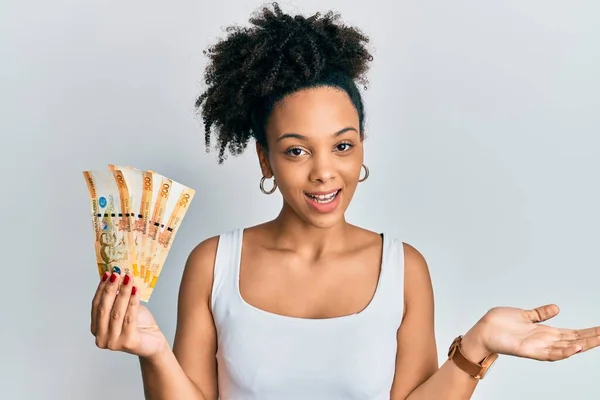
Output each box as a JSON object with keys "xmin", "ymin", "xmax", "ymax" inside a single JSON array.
[{"xmin": 1, "ymin": 0, "xmax": 599, "ymax": 398}]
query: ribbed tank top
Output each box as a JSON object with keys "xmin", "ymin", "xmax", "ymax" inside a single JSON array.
[{"xmin": 210, "ymin": 228, "xmax": 405, "ymax": 400}]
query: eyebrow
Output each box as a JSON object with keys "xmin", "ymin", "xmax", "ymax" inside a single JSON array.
[{"xmin": 276, "ymin": 127, "xmax": 358, "ymax": 142}]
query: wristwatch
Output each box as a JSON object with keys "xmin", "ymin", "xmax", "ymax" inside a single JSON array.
[{"xmin": 447, "ymin": 335, "xmax": 499, "ymax": 379}]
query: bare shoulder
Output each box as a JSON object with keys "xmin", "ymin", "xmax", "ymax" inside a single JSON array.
[
  {"xmin": 402, "ymin": 241, "xmax": 426, "ymax": 260},
  {"xmin": 179, "ymin": 235, "xmax": 220, "ymax": 304},
  {"xmin": 401, "ymin": 242, "xmax": 434, "ymax": 310},
  {"xmin": 187, "ymin": 235, "xmax": 220, "ymax": 267},
  {"xmin": 402, "ymin": 242, "xmax": 430, "ymax": 277}
]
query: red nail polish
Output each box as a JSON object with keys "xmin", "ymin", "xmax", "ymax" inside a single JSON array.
[
  {"xmin": 109, "ymin": 273, "xmax": 117, "ymax": 283},
  {"xmin": 123, "ymin": 275, "xmax": 130, "ymax": 285},
  {"xmin": 102, "ymin": 272, "xmax": 109, "ymax": 282},
  {"xmin": 132, "ymin": 286, "xmax": 137, "ymax": 296}
]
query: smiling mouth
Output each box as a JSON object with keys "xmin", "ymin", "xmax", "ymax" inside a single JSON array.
[{"xmin": 304, "ymin": 189, "xmax": 341, "ymax": 204}]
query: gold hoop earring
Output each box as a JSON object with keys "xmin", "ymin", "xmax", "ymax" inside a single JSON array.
[
  {"xmin": 358, "ymin": 164, "xmax": 369, "ymax": 182},
  {"xmin": 260, "ymin": 176, "xmax": 277, "ymax": 195}
]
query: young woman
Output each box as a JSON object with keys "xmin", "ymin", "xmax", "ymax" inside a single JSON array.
[{"xmin": 90, "ymin": 3, "xmax": 600, "ymax": 399}]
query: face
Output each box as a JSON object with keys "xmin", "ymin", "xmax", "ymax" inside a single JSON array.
[{"xmin": 257, "ymin": 86, "xmax": 364, "ymax": 229}]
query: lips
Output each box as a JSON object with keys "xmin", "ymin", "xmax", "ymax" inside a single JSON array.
[{"xmin": 304, "ymin": 189, "xmax": 341, "ymax": 204}]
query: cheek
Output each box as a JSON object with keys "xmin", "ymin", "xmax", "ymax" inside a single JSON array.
[
  {"xmin": 271, "ymin": 160, "xmax": 305, "ymax": 189},
  {"xmin": 340, "ymin": 159, "xmax": 362, "ymax": 182}
]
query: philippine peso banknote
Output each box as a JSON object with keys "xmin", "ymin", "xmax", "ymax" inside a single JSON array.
[
  {"xmin": 83, "ymin": 165, "xmax": 195, "ymax": 302},
  {"xmin": 82, "ymin": 170, "xmax": 133, "ymax": 278},
  {"xmin": 141, "ymin": 184, "xmax": 196, "ymax": 301}
]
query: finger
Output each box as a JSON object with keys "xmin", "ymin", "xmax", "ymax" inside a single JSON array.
[
  {"xmin": 526, "ymin": 304, "xmax": 560, "ymax": 323},
  {"xmin": 574, "ymin": 326, "xmax": 600, "ymax": 339},
  {"xmin": 572, "ymin": 334, "xmax": 600, "ymax": 354},
  {"xmin": 547, "ymin": 342, "xmax": 582, "ymax": 361},
  {"xmin": 95, "ymin": 271, "xmax": 121, "ymax": 348},
  {"xmin": 121, "ymin": 284, "xmax": 140, "ymax": 352},
  {"xmin": 107, "ymin": 273, "xmax": 134, "ymax": 346},
  {"xmin": 91, "ymin": 271, "xmax": 111, "ymax": 335},
  {"xmin": 558, "ymin": 326, "xmax": 600, "ymax": 341}
]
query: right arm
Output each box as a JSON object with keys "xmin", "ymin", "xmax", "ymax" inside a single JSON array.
[{"xmin": 138, "ymin": 236, "xmax": 220, "ymax": 400}]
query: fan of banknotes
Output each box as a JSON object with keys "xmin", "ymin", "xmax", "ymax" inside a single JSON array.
[{"xmin": 82, "ymin": 165, "xmax": 195, "ymax": 302}]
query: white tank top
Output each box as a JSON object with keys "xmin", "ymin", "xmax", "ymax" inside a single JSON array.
[{"xmin": 211, "ymin": 228, "xmax": 405, "ymax": 400}]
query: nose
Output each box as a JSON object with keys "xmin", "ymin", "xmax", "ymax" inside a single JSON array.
[{"xmin": 308, "ymin": 153, "xmax": 336, "ymax": 184}]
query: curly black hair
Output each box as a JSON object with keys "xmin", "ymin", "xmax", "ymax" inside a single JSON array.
[{"xmin": 195, "ymin": 2, "xmax": 374, "ymax": 164}]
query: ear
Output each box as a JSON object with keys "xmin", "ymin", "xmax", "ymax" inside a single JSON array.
[{"xmin": 256, "ymin": 141, "xmax": 273, "ymax": 178}]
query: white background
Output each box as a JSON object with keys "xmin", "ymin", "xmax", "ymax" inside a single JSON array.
[{"xmin": 1, "ymin": 0, "xmax": 599, "ymax": 398}]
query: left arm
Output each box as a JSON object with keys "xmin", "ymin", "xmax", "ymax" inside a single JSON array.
[{"xmin": 390, "ymin": 243, "xmax": 490, "ymax": 400}]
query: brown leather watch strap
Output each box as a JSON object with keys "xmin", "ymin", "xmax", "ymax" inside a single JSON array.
[{"xmin": 448, "ymin": 335, "xmax": 498, "ymax": 379}]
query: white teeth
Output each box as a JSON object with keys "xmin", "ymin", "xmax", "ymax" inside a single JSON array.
[{"xmin": 307, "ymin": 191, "xmax": 339, "ymax": 203}]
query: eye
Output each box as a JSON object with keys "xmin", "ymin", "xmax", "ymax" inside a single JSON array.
[
  {"xmin": 334, "ymin": 141, "xmax": 354, "ymax": 152},
  {"xmin": 284, "ymin": 146, "xmax": 307, "ymax": 157}
]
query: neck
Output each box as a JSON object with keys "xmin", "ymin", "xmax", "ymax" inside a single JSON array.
[{"xmin": 268, "ymin": 202, "xmax": 352, "ymax": 260}]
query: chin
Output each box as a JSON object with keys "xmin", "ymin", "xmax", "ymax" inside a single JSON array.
[{"xmin": 303, "ymin": 213, "xmax": 345, "ymax": 229}]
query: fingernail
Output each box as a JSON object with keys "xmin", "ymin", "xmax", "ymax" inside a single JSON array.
[
  {"xmin": 102, "ymin": 272, "xmax": 109, "ymax": 282},
  {"xmin": 132, "ymin": 286, "xmax": 137, "ymax": 296},
  {"xmin": 109, "ymin": 273, "xmax": 117, "ymax": 283},
  {"xmin": 123, "ymin": 275, "xmax": 130, "ymax": 286},
  {"xmin": 576, "ymin": 347, "xmax": 583, "ymax": 353}
]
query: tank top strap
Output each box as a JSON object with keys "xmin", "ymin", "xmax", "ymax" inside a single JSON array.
[
  {"xmin": 210, "ymin": 228, "xmax": 243, "ymax": 313},
  {"xmin": 373, "ymin": 233, "xmax": 405, "ymax": 323},
  {"xmin": 384, "ymin": 234, "xmax": 405, "ymax": 290}
]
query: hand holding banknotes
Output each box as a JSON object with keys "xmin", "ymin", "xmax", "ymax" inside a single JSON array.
[
  {"xmin": 84, "ymin": 165, "xmax": 195, "ymax": 359},
  {"xmin": 91, "ymin": 270, "xmax": 168, "ymax": 358}
]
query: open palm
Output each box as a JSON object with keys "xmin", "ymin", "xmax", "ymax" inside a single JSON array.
[{"xmin": 479, "ymin": 304, "xmax": 600, "ymax": 361}]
